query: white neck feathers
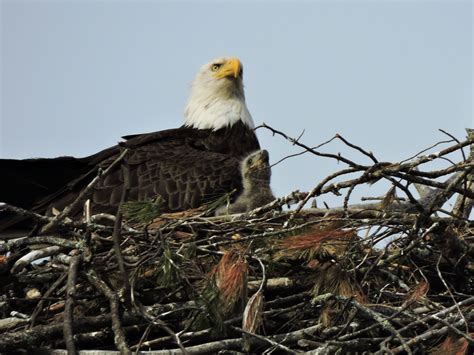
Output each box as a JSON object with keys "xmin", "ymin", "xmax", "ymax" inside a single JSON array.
[{"xmin": 183, "ymin": 68, "xmax": 255, "ymax": 131}]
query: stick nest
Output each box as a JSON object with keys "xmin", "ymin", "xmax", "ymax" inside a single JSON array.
[{"xmin": 1, "ymin": 127, "xmax": 473, "ymax": 354}]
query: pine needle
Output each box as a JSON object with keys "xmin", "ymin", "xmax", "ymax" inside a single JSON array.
[
  {"xmin": 191, "ymin": 278, "xmax": 226, "ymax": 336},
  {"xmin": 156, "ymin": 242, "xmax": 182, "ymax": 287},
  {"xmin": 311, "ymin": 262, "xmax": 365, "ymax": 326},
  {"xmin": 204, "ymin": 189, "xmax": 236, "ymax": 215},
  {"xmin": 274, "ymin": 229, "xmax": 354, "ymax": 262},
  {"xmin": 213, "ymin": 250, "xmax": 248, "ymax": 315},
  {"xmin": 406, "ymin": 281, "xmax": 429, "ymax": 303},
  {"xmin": 121, "ymin": 196, "xmax": 165, "ymax": 223}
]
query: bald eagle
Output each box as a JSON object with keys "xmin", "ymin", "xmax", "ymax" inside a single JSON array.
[{"xmin": 0, "ymin": 57, "xmax": 260, "ymax": 223}]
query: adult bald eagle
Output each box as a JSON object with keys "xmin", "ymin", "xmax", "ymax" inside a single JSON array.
[{"xmin": 0, "ymin": 57, "xmax": 260, "ymax": 224}]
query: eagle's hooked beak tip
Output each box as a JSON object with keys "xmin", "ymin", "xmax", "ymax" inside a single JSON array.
[{"xmin": 215, "ymin": 58, "xmax": 241, "ymax": 79}]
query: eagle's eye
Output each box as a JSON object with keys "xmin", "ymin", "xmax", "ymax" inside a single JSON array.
[
  {"xmin": 211, "ymin": 64, "xmax": 222, "ymax": 72},
  {"xmin": 247, "ymin": 158, "xmax": 253, "ymax": 165}
]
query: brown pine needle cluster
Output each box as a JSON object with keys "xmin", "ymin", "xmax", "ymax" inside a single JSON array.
[
  {"xmin": 212, "ymin": 250, "xmax": 249, "ymax": 315},
  {"xmin": 274, "ymin": 228, "xmax": 354, "ymax": 262}
]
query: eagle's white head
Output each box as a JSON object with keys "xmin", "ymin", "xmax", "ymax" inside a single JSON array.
[{"xmin": 184, "ymin": 57, "xmax": 255, "ymax": 131}]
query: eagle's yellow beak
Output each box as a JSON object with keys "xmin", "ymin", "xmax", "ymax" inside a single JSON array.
[{"xmin": 215, "ymin": 58, "xmax": 241, "ymax": 79}]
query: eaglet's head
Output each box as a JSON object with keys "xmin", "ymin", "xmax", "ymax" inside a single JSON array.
[
  {"xmin": 242, "ymin": 150, "xmax": 271, "ymax": 188},
  {"xmin": 184, "ymin": 57, "xmax": 254, "ymax": 131}
]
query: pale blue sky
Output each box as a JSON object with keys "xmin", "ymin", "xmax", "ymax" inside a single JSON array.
[{"xmin": 1, "ymin": 0, "xmax": 472, "ymax": 206}]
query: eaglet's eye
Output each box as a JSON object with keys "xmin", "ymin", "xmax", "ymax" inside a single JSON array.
[
  {"xmin": 247, "ymin": 159, "xmax": 253, "ymax": 165},
  {"xmin": 211, "ymin": 63, "xmax": 222, "ymax": 72}
]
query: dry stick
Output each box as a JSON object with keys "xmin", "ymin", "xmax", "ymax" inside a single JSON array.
[
  {"xmin": 382, "ymin": 296, "xmax": 474, "ymax": 346},
  {"xmin": 400, "ymin": 138, "xmax": 456, "ymax": 164},
  {"xmin": 376, "ymin": 222, "xmax": 440, "ymax": 268},
  {"xmin": 0, "ymin": 204, "xmax": 114, "ymax": 238},
  {"xmin": 407, "ymin": 161, "xmax": 474, "ymax": 178},
  {"xmin": 427, "ymin": 169, "xmax": 472, "ymax": 214},
  {"xmin": 438, "ymin": 129, "xmax": 468, "ymax": 162},
  {"xmin": 412, "ymin": 171, "xmax": 434, "ymax": 198},
  {"xmin": 336, "ymin": 296, "xmax": 412, "ymax": 355},
  {"xmin": 390, "ymin": 317, "xmax": 470, "ymax": 354},
  {"xmin": 415, "ymin": 172, "xmax": 460, "ymax": 210},
  {"xmin": 139, "ymin": 324, "xmax": 325, "ymax": 355},
  {"xmin": 0, "ymin": 313, "xmax": 141, "ymax": 352},
  {"xmin": 63, "ymin": 254, "xmax": 82, "ymax": 355},
  {"xmin": 431, "ymin": 314, "xmax": 474, "ymax": 343},
  {"xmin": 132, "ymin": 295, "xmax": 309, "ymax": 350},
  {"xmin": 300, "ymin": 164, "xmax": 474, "ymax": 220},
  {"xmin": 231, "ymin": 326, "xmax": 297, "ymax": 354},
  {"xmin": 85, "ymin": 269, "xmax": 131, "ymax": 354},
  {"xmin": 435, "ymin": 254, "xmax": 469, "ymax": 333},
  {"xmin": 245, "ymin": 190, "xmax": 308, "ymax": 217},
  {"xmin": 392, "ymin": 171, "xmax": 474, "ymax": 199},
  {"xmin": 292, "ymin": 167, "xmax": 363, "ymax": 216},
  {"xmin": 258, "ymin": 123, "xmax": 368, "ymax": 169},
  {"xmin": 269, "ymin": 133, "xmax": 342, "ymax": 168},
  {"xmin": 11, "ymin": 246, "xmax": 64, "ymax": 273},
  {"xmin": 396, "ymin": 135, "xmax": 474, "ymax": 170},
  {"xmin": 29, "ymin": 272, "xmax": 68, "ymax": 329},
  {"xmin": 199, "ymin": 218, "xmax": 331, "ymax": 249},
  {"xmin": 453, "ymin": 181, "xmax": 474, "ymax": 218},
  {"xmin": 0, "ymin": 236, "xmax": 79, "ymax": 253},
  {"xmin": 201, "ymin": 208, "xmax": 468, "ymax": 250},
  {"xmin": 41, "ymin": 148, "xmax": 129, "ymax": 234},
  {"xmin": 315, "ymin": 143, "xmax": 473, "ymax": 217},
  {"xmin": 130, "ymin": 315, "xmax": 241, "ymax": 350},
  {"xmin": 337, "ymin": 302, "xmax": 413, "ymax": 343},
  {"xmin": 113, "ymin": 160, "xmax": 132, "ymax": 305},
  {"xmin": 310, "ymin": 294, "xmax": 407, "ymax": 352},
  {"xmin": 134, "ymin": 301, "xmax": 189, "ymax": 355},
  {"xmin": 453, "ymin": 128, "xmax": 474, "ymax": 217},
  {"xmin": 133, "ymin": 325, "xmax": 153, "ymax": 355},
  {"xmin": 135, "ymin": 338, "xmax": 243, "ymax": 354},
  {"xmin": 0, "ymin": 203, "xmax": 51, "ymax": 224},
  {"xmin": 382, "ymin": 176, "xmax": 424, "ymax": 212},
  {"xmin": 335, "ymin": 133, "xmax": 379, "ymax": 163},
  {"xmin": 208, "ymin": 190, "xmax": 307, "ymax": 222},
  {"xmin": 343, "ymin": 182, "xmax": 358, "ymax": 211},
  {"xmin": 261, "ymin": 123, "xmax": 473, "ymax": 209}
]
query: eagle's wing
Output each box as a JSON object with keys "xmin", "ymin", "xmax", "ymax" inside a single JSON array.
[
  {"xmin": 90, "ymin": 133, "xmax": 241, "ymax": 213},
  {"xmin": 1, "ymin": 122, "xmax": 258, "ymax": 223},
  {"xmin": 36, "ymin": 127, "xmax": 243, "ymax": 215}
]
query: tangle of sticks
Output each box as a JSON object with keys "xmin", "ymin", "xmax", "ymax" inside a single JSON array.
[{"xmin": 0, "ymin": 128, "xmax": 472, "ymax": 354}]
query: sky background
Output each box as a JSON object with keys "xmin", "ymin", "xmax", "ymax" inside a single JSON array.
[{"xmin": 1, "ymin": 0, "xmax": 472, "ymax": 208}]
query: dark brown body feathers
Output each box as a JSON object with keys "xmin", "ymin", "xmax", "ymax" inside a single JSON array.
[{"xmin": 0, "ymin": 121, "xmax": 260, "ymax": 219}]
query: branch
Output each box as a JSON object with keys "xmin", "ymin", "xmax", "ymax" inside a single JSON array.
[
  {"xmin": 40, "ymin": 148, "xmax": 129, "ymax": 234},
  {"xmin": 63, "ymin": 254, "xmax": 82, "ymax": 354}
]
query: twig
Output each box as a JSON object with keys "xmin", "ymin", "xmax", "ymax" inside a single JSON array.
[
  {"xmin": 40, "ymin": 149, "xmax": 129, "ymax": 234},
  {"xmin": 435, "ymin": 253, "xmax": 469, "ymax": 333},
  {"xmin": 11, "ymin": 246, "xmax": 63, "ymax": 273},
  {"xmin": 0, "ymin": 236, "xmax": 80, "ymax": 253},
  {"xmin": 63, "ymin": 253, "xmax": 82, "ymax": 355},
  {"xmin": 0, "ymin": 313, "xmax": 141, "ymax": 352},
  {"xmin": 259, "ymin": 123, "xmax": 367, "ymax": 169},
  {"xmin": 390, "ymin": 317, "xmax": 470, "ymax": 354},
  {"xmin": 334, "ymin": 296, "xmax": 412, "ymax": 355},
  {"xmin": 112, "ymin": 159, "xmax": 132, "ymax": 305},
  {"xmin": 85, "ymin": 269, "xmax": 131, "ymax": 354},
  {"xmin": 29, "ymin": 273, "xmax": 68, "ymax": 328},
  {"xmin": 335, "ymin": 133, "xmax": 378, "ymax": 163},
  {"xmin": 232, "ymin": 326, "xmax": 297, "ymax": 354}
]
